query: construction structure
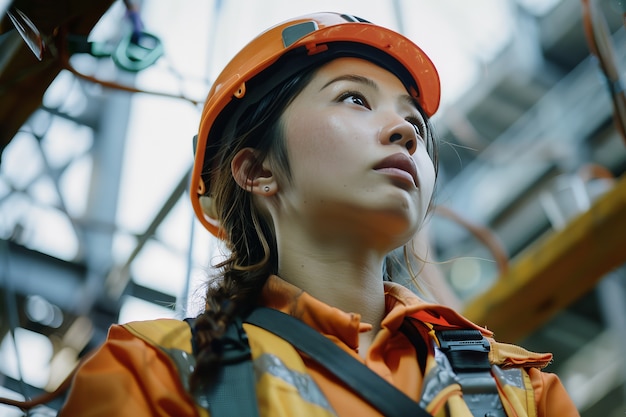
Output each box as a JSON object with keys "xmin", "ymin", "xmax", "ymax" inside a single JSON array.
[{"xmin": 1, "ymin": 0, "xmax": 625, "ymax": 415}]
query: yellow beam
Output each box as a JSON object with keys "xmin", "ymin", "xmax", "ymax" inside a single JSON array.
[{"xmin": 463, "ymin": 174, "xmax": 626, "ymax": 343}]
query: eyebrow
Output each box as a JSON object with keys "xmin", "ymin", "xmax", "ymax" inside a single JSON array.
[
  {"xmin": 320, "ymin": 74, "xmax": 378, "ymax": 91},
  {"xmin": 321, "ymin": 74, "xmax": 420, "ymax": 111}
]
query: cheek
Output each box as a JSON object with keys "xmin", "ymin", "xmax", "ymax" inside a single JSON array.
[
  {"xmin": 415, "ymin": 152, "xmax": 437, "ymax": 201},
  {"xmin": 423, "ymin": 160, "xmax": 436, "ymax": 192},
  {"xmin": 285, "ymin": 114, "xmax": 356, "ymax": 173}
]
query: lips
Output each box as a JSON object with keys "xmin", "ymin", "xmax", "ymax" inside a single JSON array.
[{"xmin": 373, "ymin": 153, "xmax": 419, "ymax": 188}]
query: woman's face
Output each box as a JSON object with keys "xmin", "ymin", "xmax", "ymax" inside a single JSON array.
[{"xmin": 276, "ymin": 57, "xmax": 436, "ymax": 248}]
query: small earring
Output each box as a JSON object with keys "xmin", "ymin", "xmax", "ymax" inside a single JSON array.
[{"xmin": 263, "ymin": 185, "xmax": 270, "ymax": 192}]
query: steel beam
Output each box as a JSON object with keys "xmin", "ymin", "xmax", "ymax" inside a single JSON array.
[{"xmin": 463, "ymin": 173, "xmax": 626, "ymax": 342}]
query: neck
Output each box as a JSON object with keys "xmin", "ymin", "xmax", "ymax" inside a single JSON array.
[{"xmin": 275, "ymin": 227, "xmax": 387, "ymax": 335}]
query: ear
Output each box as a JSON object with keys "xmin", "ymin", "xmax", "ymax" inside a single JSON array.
[{"xmin": 231, "ymin": 148, "xmax": 278, "ymax": 195}]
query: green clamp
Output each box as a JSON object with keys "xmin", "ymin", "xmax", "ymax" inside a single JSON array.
[{"xmin": 112, "ymin": 31, "xmax": 164, "ymax": 72}]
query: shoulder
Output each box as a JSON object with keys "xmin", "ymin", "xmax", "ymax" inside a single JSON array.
[
  {"xmin": 59, "ymin": 318, "xmax": 199, "ymax": 417},
  {"xmin": 120, "ymin": 318, "xmax": 193, "ymax": 352},
  {"xmin": 82, "ymin": 318, "xmax": 193, "ymax": 375},
  {"xmin": 527, "ymin": 367, "xmax": 580, "ymax": 416}
]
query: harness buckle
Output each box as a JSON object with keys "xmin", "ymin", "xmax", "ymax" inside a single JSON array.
[{"xmin": 436, "ymin": 330, "xmax": 506, "ymax": 417}]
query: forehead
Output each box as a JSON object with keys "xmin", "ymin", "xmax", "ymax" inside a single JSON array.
[{"xmin": 312, "ymin": 57, "xmax": 410, "ymax": 90}]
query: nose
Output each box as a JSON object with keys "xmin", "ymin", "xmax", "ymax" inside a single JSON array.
[{"xmin": 380, "ymin": 116, "xmax": 418, "ymax": 154}]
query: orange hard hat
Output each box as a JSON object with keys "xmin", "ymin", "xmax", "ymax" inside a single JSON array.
[{"xmin": 191, "ymin": 12, "xmax": 441, "ymax": 236}]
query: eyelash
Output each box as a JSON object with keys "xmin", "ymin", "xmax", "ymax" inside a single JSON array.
[
  {"xmin": 338, "ymin": 91, "xmax": 370, "ymax": 108},
  {"xmin": 406, "ymin": 116, "xmax": 428, "ymax": 139},
  {"xmin": 337, "ymin": 90, "xmax": 428, "ymax": 138}
]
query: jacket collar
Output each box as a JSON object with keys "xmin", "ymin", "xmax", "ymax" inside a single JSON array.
[{"xmin": 259, "ymin": 275, "xmax": 491, "ymax": 353}]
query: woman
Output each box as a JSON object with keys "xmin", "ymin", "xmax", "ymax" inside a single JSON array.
[{"xmin": 59, "ymin": 12, "xmax": 579, "ymax": 417}]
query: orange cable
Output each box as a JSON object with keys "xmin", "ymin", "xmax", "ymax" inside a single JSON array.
[
  {"xmin": 56, "ymin": 28, "xmax": 203, "ymax": 106},
  {"xmin": 434, "ymin": 205, "xmax": 510, "ymax": 277},
  {"xmin": 581, "ymin": 0, "xmax": 626, "ymax": 145}
]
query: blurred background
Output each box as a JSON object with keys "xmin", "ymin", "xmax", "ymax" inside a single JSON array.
[{"xmin": 0, "ymin": 0, "xmax": 625, "ymax": 415}]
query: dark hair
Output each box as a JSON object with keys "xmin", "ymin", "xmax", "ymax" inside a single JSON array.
[
  {"xmin": 189, "ymin": 61, "xmax": 440, "ymax": 392},
  {"xmin": 188, "ymin": 66, "xmax": 316, "ymax": 391}
]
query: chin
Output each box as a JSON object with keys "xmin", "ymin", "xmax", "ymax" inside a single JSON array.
[
  {"xmin": 377, "ymin": 199, "xmax": 424, "ymax": 232},
  {"xmin": 369, "ymin": 211, "xmax": 419, "ymax": 245}
]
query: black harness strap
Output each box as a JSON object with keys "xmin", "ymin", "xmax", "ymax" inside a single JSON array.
[
  {"xmin": 399, "ymin": 317, "xmax": 430, "ymax": 373},
  {"xmin": 245, "ymin": 307, "xmax": 433, "ymax": 417},
  {"xmin": 186, "ymin": 317, "xmax": 260, "ymax": 417}
]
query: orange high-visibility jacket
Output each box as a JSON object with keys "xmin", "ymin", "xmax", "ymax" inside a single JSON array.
[{"xmin": 59, "ymin": 276, "xmax": 579, "ymax": 417}]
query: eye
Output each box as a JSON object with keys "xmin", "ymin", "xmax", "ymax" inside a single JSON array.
[
  {"xmin": 406, "ymin": 116, "xmax": 427, "ymax": 139},
  {"xmin": 338, "ymin": 91, "xmax": 370, "ymax": 109}
]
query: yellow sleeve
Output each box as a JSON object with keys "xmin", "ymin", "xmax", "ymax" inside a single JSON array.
[
  {"xmin": 528, "ymin": 368, "xmax": 580, "ymax": 417},
  {"xmin": 58, "ymin": 323, "xmax": 200, "ymax": 417}
]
